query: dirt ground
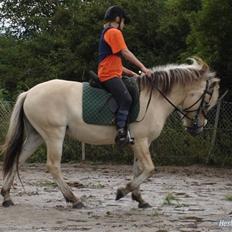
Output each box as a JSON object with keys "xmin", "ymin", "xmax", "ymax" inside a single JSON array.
[{"xmin": 0, "ymin": 163, "xmax": 231, "ymax": 232}]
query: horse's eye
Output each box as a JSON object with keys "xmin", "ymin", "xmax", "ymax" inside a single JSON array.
[{"xmin": 190, "ymin": 93, "xmax": 195, "ymax": 97}]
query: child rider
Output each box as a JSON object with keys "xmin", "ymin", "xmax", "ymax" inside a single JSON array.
[{"xmin": 98, "ymin": 5, "xmax": 152, "ymax": 147}]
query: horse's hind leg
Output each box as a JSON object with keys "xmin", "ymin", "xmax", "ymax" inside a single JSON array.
[
  {"xmin": 1, "ymin": 128, "xmax": 43, "ymax": 207},
  {"xmin": 131, "ymin": 157, "xmax": 152, "ymax": 208},
  {"xmin": 45, "ymin": 127, "xmax": 84, "ymax": 209}
]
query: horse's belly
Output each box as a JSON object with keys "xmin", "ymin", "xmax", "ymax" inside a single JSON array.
[{"xmin": 67, "ymin": 123, "xmax": 116, "ymax": 145}]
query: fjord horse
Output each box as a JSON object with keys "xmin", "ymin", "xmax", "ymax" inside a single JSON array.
[{"xmin": 1, "ymin": 58, "xmax": 219, "ymax": 208}]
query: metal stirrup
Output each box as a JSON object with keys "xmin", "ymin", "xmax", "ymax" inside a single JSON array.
[{"xmin": 127, "ymin": 130, "xmax": 134, "ymax": 144}]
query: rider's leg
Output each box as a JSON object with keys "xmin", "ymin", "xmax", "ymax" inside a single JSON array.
[{"xmin": 102, "ymin": 77, "xmax": 132, "ymax": 146}]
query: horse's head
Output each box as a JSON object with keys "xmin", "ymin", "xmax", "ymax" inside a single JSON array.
[
  {"xmin": 137, "ymin": 57, "xmax": 220, "ymax": 136},
  {"xmin": 180, "ymin": 58, "xmax": 220, "ymax": 136}
]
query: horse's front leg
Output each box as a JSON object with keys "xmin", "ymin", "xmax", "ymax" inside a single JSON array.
[
  {"xmin": 116, "ymin": 139, "xmax": 154, "ymax": 207},
  {"xmin": 131, "ymin": 157, "xmax": 152, "ymax": 208}
]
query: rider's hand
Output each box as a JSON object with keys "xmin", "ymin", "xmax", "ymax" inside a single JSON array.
[
  {"xmin": 130, "ymin": 71, "xmax": 139, "ymax": 77},
  {"xmin": 141, "ymin": 67, "xmax": 152, "ymax": 77}
]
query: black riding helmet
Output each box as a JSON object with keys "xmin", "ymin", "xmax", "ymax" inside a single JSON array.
[{"xmin": 104, "ymin": 5, "xmax": 130, "ymax": 24}]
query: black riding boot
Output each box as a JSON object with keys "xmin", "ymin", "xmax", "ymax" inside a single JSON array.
[
  {"xmin": 115, "ymin": 127, "xmax": 129, "ymax": 147},
  {"xmin": 115, "ymin": 110, "xmax": 130, "ymax": 147}
]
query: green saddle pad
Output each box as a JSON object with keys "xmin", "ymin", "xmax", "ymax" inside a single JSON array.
[{"xmin": 82, "ymin": 77, "xmax": 140, "ymax": 125}]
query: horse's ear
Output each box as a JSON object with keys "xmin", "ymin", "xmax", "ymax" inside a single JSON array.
[
  {"xmin": 208, "ymin": 77, "xmax": 221, "ymax": 88},
  {"xmin": 211, "ymin": 78, "xmax": 220, "ymax": 88},
  {"xmin": 193, "ymin": 56, "xmax": 209, "ymax": 71}
]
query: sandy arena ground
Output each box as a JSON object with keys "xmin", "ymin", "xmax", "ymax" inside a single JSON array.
[{"xmin": 0, "ymin": 163, "xmax": 232, "ymax": 232}]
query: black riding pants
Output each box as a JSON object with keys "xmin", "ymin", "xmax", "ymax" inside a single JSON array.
[{"xmin": 102, "ymin": 77, "xmax": 132, "ymax": 129}]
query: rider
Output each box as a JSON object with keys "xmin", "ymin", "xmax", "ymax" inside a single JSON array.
[{"xmin": 98, "ymin": 5, "xmax": 152, "ymax": 147}]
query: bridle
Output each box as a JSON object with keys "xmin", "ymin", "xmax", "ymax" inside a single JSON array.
[
  {"xmin": 154, "ymin": 80, "xmax": 215, "ymax": 130},
  {"xmin": 181, "ymin": 80, "xmax": 214, "ymax": 130}
]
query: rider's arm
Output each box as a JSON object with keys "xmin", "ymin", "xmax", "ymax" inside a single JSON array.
[
  {"xmin": 121, "ymin": 48, "xmax": 152, "ymax": 76},
  {"xmin": 122, "ymin": 67, "xmax": 138, "ymax": 77}
]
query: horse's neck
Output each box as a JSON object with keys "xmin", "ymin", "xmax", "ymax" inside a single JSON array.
[
  {"xmin": 157, "ymin": 85, "xmax": 186, "ymax": 116},
  {"xmin": 141, "ymin": 85, "xmax": 186, "ymax": 129}
]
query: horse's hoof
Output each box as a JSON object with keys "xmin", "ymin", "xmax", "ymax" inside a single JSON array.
[
  {"xmin": 115, "ymin": 188, "xmax": 125, "ymax": 201},
  {"xmin": 138, "ymin": 202, "xmax": 152, "ymax": 209},
  {"xmin": 72, "ymin": 201, "xmax": 85, "ymax": 209},
  {"xmin": 2, "ymin": 200, "xmax": 14, "ymax": 207}
]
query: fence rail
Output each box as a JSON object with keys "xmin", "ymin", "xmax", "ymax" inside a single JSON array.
[{"xmin": 0, "ymin": 100, "xmax": 231, "ymax": 165}]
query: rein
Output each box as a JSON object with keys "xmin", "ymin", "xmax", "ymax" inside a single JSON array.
[
  {"xmin": 135, "ymin": 87, "xmax": 153, "ymax": 122},
  {"xmin": 157, "ymin": 80, "xmax": 214, "ymax": 128},
  {"xmin": 136, "ymin": 79, "xmax": 215, "ymax": 129},
  {"xmin": 154, "ymin": 87, "xmax": 195, "ymax": 121}
]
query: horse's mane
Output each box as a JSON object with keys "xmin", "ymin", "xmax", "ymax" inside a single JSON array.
[{"xmin": 137, "ymin": 57, "xmax": 216, "ymax": 95}]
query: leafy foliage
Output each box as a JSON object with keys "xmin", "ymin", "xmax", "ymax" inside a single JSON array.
[
  {"xmin": 0, "ymin": 0, "xmax": 231, "ymax": 164},
  {"xmin": 186, "ymin": 0, "xmax": 232, "ymax": 99},
  {"xmin": 0, "ymin": 0, "xmax": 231, "ymax": 100}
]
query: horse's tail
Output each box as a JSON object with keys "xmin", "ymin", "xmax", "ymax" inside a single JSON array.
[{"xmin": 1, "ymin": 91, "xmax": 28, "ymax": 178}]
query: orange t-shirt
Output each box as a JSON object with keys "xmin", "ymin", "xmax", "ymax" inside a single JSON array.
[{"xmin": 98, "ymin": 28, "xmax": 127, "ymax": 82}]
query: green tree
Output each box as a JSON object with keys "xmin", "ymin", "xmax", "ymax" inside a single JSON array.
[
  {"xmin": 0, "ymin": 35, "xmax": 31, "ymax": 100},
  {"xmin": 0, "ymin": 0, "xmax": 106, "ymax": 98},
  {"xmin": 1, "ymin": 0, "xmax": 231, "ymax": 100},
  {"xmin": 157, "ymin": 0, "xmax": 201, "ymax": 64},
  {"xmin": 0, "ymin": 0, "xmax": 62, "ymax": 37},
  {"xmin": 186, "ymin": 0, "xmax": 232, "ymax": 95}
]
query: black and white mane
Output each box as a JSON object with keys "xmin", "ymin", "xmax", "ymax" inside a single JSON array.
[{"xmin": 137, "ymin": 57, "xmax": 216, "ymax": 95}]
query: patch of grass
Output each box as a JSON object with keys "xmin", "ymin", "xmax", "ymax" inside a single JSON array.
[
  {"xmin": 151, "ymin": 209, "xmax": 159, "ymax": 217},
  {"xmin": 87, "ymin": 181, "xmax": 105, "ymax": 189},
  {"xmin": 225, "ymin": 194, "xmax": 232, "ymax": 201},
  {"xmin": 37, "ymin": 180, "xmax": 57, "ymax": 188},
  {"xmin": 162, "ymin": 192, "xmax": 180, "ymax": 206}
]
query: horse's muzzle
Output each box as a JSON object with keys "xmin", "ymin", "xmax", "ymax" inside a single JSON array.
[{"xmin": 186, "ymin": 123, "xmax": 203, "ymax": 136}]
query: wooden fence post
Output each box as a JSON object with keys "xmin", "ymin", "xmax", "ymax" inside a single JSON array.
[{"xmin": 81, "ymin": 142, "xmax": 86, "ymax": 161}]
